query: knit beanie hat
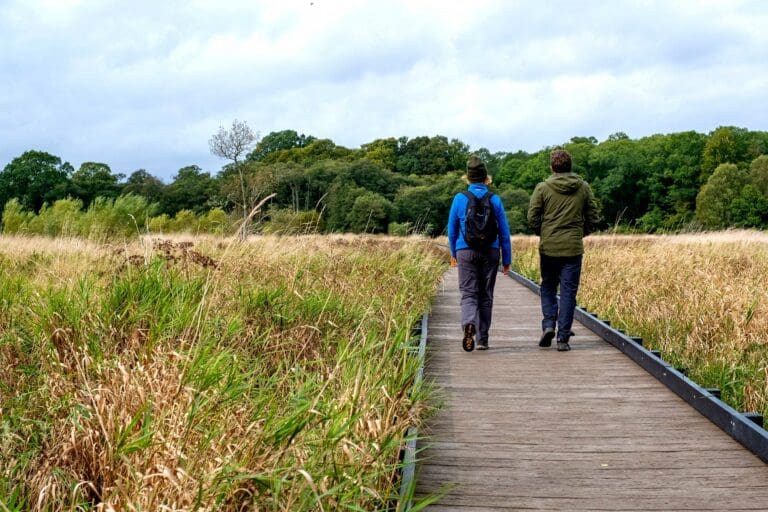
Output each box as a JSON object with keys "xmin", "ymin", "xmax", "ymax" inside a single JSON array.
[{"xmin": 466, "ymin": 155, "xmax": 488, "ymax": 182}]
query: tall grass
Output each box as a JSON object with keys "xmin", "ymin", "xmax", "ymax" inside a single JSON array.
[
  {"xmin": 2, "ymin": 197, "xmax": 237, "ymax": 238},
  {"xmin": 0, "ymin": 234, "xmax": 446, "ymax": 510},
  {"xmin": 513, "ymin": 231, "xmax": 768, "ymax": 420}
]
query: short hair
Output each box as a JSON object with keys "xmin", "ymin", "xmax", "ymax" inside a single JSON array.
[{"xmin": 550, "ymin": 149, "xmax": 572, "ymax": 173}]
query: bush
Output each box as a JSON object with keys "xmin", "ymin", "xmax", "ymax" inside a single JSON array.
[
  {"xmin": 1, "ymin": 195, "xmax": 238, "ymax": 238},
  {"xmin": 638, "ymin": 207, "xmax": 665, "ymax": 233},
  {"xmin": 84, "ymin": 194, "xmax": 159, "ymax": 239},
  {"xmin": 1, "ymin": 199, "xmax": 34, "ymax": 234},
  {"xmin": 198, "ymin": 208, "xmax": 233, "ymax": 235},
  {"xmin": 39, "ymin": 198, "xmax": 84, "ymax": 236},
  {"xmin": 348, "ymin": 192, "xmax": 392, "ymax": 233},
  {"xmin": 148, "ymin": 214, "xmax": 171, "ymax": 234},
  {"xmin": 506, "ymin": 208, "xmax": 530, "ymax": 235},
  {"xmin": 262, "ymin": 208, "xmax": 323, "ymax": 235},
  {"xmin": 168, "ymin": 210, "xmax": 198, "ymax": 233},
  {"xmin": 387, "ymin": 221, "xmax": 411, "ymax": 236}
]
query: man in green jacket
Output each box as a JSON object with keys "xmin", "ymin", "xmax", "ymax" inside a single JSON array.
[{"xmin": 527, "ymin": 149, "xmax": 600, "ymax": 351}]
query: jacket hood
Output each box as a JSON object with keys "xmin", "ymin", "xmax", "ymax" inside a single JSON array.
[{"xmin": 545, "ymin": 173, "xmax": 583, "ymax": 194}]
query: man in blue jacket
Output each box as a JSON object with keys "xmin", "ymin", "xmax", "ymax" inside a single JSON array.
[{"xmin": 448, "ymin": 155, "xmax": 512, "ymax": 351}]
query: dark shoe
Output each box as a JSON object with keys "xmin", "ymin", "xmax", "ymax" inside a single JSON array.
[
  {"xmin": 477, "ymin": 341, "xmax": 489, "ymax": 351},
  {"xmin": 557, "ymin": 340, "xmax": 571, "ymax": 351},
  {"xmin": 462, "ymin": 324, "xmax": 475, "ymax": 352},
  {"xmin": 539, "ymin": 328, "xmax": 555, "ymax": 348}
]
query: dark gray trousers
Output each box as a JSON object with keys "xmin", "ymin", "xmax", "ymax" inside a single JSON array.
[{"xmin": 457, "ymin": 248, "xmax": 501, "ymax": 343}]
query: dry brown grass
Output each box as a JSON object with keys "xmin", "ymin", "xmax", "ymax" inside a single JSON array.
[{"xmin": 0, "ymin": 234, "xmax": 446, "ymax": 511}]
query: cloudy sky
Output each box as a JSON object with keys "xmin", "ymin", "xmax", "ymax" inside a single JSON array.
[{"xmin": 1, "ymin": 0, "xmax": 767, "ymax": 181}]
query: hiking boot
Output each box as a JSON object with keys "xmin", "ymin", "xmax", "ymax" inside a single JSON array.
[
  {"xmin": 477, "ymin": 340, "xmax": 489, "ymax": 351},
  {"xmin": 539, "ymin": 328, "xmax": 555, "ymax": 348},
  {"xmin": 462, "ymin": 324, "xmax": 475, "ymax": 352},
  {"xmin": 557, "ymin": 340, "xmax": 571, "ymax": 351}
]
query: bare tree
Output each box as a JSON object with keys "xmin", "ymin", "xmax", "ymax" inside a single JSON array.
[{"xmin": 209, "ymin": 120, "xmax": 258, "ymax": 234}]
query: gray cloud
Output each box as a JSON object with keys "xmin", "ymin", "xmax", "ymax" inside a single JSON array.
[{"xmin": 1, "ymin": 0, "xmax": 767, "ymax": 180}]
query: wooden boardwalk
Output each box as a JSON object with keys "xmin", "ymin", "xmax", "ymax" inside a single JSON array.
[{"xmin": 415, "ymin": 269, "xmax": 768, "ymax": 511}]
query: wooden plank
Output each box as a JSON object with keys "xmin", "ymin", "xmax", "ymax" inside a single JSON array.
[{"xmin": 415, "ymin": 268, "xmax": 768, "ymax": 511}]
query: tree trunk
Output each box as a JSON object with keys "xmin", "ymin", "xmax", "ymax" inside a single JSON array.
[{"xmin": 236, "ymin": 157, "xmax": 248, "ymax": 240}]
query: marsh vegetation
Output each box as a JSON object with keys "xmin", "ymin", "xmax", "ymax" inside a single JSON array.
[{"xmin": 0, "ymin": 234, "xmax": 445, "ymax": 510}]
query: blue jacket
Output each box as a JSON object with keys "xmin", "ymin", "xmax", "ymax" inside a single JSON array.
[{"xmin": 448, "ymin": 183, "xmax": 512, "ymax": 266}]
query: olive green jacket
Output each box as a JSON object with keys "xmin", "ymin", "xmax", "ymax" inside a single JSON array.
[{"xmin": 527, "ymin": 173, "xmax": 601, "ymax": 257}]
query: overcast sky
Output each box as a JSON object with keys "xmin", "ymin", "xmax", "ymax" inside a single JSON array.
[{"xmin": 1, "ymin": 0, "xmax": 767, "ymax": 181}]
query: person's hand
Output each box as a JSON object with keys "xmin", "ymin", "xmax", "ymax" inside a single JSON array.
[
  {"xmin": 502, "ymin": 264, "xmax": 510, "ymax": 274},
  {"xmin": 450, "ymin": 257, "xmax": 458, "ymax": 267}
]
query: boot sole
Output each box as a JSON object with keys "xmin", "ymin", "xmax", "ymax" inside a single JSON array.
[
  {"xmin": 539, "ymin": 330, "xmax": 555, "ymax": 348},
  {"xmin": 462, "ymin": 325, "xmax": 475, "ymax": 352}
]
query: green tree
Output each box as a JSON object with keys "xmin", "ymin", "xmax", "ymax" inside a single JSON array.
[
  {"xmin": 570, "ymin": 136, "xmax": 598, "ymax": 144},
  {"xmin": 607, "ymin": 132, "xmax": 630, "ymax": 141},
  {"xmin": 70, "ymin": 162, "xmax": 121, "ymax": 207},
  {"xmin": 701, "ymin": 126, "xmax": 750, "ymax": 182},
  {"xmin": 162, "ymin": 165, "xmax": 216, "ymax": 215},
  {"xmin": 588, "ymin": 138, "xmax": 646, "ymax": 225},
  {"xmin": 497, "ymin": 186, "xmax": 531, "ymax": 234},
  {"xmin": 216, "ymin": 161, "xmax": 277, "ymax": 218},
  {"xmin": 338, "ymin": 159, "xmax": 405, "ymax": 200},
  {"xmin": 495, "ymin": 151, "xmax": 531, "ymax": 186},
  {"xmin": 274, "ymin": 162, "xmax": 311, "ymax": 211},
  {"xmin": 731, "ymin": 185, "xmax": 768, "ymax": 228},
  {"xmin": 301, "ymin": 160, "xmax": 345, "ymax": 212},
  {"xmin": 247, "ymin": 129, "xmax": 316, "ymax": 162},
  {"xmin": 471, "ymin": 148, "xmax": 505, "ymax": 178},
  {"xmin": 325, "ymin": 183, "xmax": 367, "ymax": 232},
  {"xmin": 508, "ymin": 151, "xmax": 551, "ymax": 191},
  {"xmin": 748, "ymin": 155, "xmax": 768, "ymax": 195},
  {"xmin": 393, "ymin": 173, "xmax": 464, "ymax": 235},
  {"xmin": 360, "ymin": 137, "xmax": 399, "ymax": 170},
  {"xmin": 348, "ymin": 192, "xmax": 393, "ymax": 233},
  {"xmin": 209, "ymin": 119, "xmax": 257, "ymax": 232},
  {"xmin": 123, "ymin": 169, "xmax": 166, "ymax": 204},
  {"xmin": 395, "ymin": 135, "xmax": 468, "ymax": 175},
  {"xmin": 262, "ymin": 139, "xmax": 355, "ymax": 165},
  {"xmin": 746, "ymin": 131, "xmax": 768, "ymax": 160},
  {"xmin": 0, "ymin": 150, "xmax": 73, "ymax": 212},
  {"xmin": 695, "ymin": 163, "xmax": 749, "ymax": 229},
  {"xmin": 637, "ymin": 131, "xmax": 706, "ymax": 230}
]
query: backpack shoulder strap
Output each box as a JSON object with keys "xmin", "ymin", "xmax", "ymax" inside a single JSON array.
[{"xmin": 461, "ymin": 190, "xmax": 474, "ymax": 201}]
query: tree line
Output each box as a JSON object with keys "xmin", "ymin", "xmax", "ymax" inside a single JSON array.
[{"xmin": 1, "ymin": 125, "xmax": 767, "ymax": 238}]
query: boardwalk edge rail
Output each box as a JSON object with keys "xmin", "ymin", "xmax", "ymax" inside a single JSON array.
[
  {"xmin": 508, "ymin": 270, "xmax": 768, "ymax": 464},
  {"xmin": 398, "ymin": 313, "xmax": 429, "ymax": 509}
]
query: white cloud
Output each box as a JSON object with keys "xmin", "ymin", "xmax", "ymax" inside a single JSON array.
[{"xmin": 0, "ymin": 0, "xmax": 767, "ymax": 179}]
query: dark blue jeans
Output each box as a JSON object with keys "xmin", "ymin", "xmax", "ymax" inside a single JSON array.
[
  {"xmin": 540, "ymin": 253, "xmax": 583, "ymax": 341},
  {"xmin": 457, "ymin": 248, "xmax": 500, "ymax": 344}
]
